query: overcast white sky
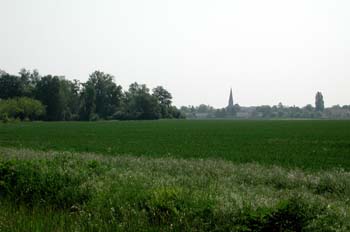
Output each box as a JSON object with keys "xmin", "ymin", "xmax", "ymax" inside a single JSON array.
[{"xmin": 0, "ymin": 0, "xmax": 349, "ymax": 107}]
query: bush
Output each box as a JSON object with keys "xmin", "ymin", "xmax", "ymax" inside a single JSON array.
[{"xmin": 0, "ymin": 97, "xmax": 45, "ymax": 121}]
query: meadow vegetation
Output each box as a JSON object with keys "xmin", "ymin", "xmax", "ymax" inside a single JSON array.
[{"xmin": 0, "ymin": 147, "xmax": 349, "ymax": 231}]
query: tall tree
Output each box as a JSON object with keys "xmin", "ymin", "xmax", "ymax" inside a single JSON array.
[
  {"xmin": 60, "ymin": 79, "xmax": 81, "ymax": 120},
  {"xmin": 152, "ymin": 86, "xmax": 172, "ymax": 118},
  {"xmin": 83, "ymin": 71, "xmax": 123, "ymax": 119},
  {"xmin": 18, "ymin": 68, "xmax": 40, "ymax": 97},
  {"xmin": 124, "ymin": 82, "xmax": 160, "ymax": 120},
  {"xmin": 0, "ymin": 69, "xmax": 6, "ymax": 76},
  {"xmin": 0, "ymin": 74, "xmax": 24, "ymax": 99},
  {"xmin": 35, "ymin": 75, "xmax": 65, "ymax": 121},
  {"xmin": 315, "ymin": 92, "xmax": 325, "ymax": 112},
  {"xmin": 79, "ymin": 81, "xmax": 96, "ymax": 120}
]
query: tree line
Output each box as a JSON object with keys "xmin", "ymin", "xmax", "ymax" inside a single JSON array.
[
  {"xmin": 181, "ymin": 92, "xmax": 350, "ymax": 119},
  {"xmin": 0, "ymin": 68, "xmax": 184, "ymax": 121}
]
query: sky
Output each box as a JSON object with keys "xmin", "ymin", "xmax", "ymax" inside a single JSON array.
[{"xmin": 0, "ymin": 0, "xmax": 349, "ymax": 108}]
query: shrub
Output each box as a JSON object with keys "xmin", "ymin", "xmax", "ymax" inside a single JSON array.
[{"xmin": 0, "ymin": 97, "xmax": 45, "ymax": 121}]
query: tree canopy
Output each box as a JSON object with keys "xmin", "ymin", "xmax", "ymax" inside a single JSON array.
[
  {"xmin": 315, "ymin": 92, "xmax": 325, "ymax": 112},
  {"xmin": 0, "ymin": 69, "xmax": 184, "ymax": 121}
]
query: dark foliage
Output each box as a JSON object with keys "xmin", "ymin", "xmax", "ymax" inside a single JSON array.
[{"xmin": 0, "ymin": 69, "xmax": 183, "ymax": 121}]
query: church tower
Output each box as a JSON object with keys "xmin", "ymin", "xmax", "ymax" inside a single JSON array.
[{"xmin": 228, "ymin": 88, "xmax": 234, "ymax": 109}]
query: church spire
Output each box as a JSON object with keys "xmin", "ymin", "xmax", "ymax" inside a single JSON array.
[{"xmin": 228, "ymin": 88, "xmax": 234, "ymax": 108}]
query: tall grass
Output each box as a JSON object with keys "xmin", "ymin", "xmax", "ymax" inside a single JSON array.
[{"xmin": 0, "ymin": 147, "xmax": 349, "ymax": 231}]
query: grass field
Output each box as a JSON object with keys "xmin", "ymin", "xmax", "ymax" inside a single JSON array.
[
  {"xmin": 1, "ymin": 120, "xmax": 350, "ymax": 231},
  {"xmin": 0, "ymin": 147, "xmax": 349, "ymax": 231},
  {"xmin": 0, "ymin": 120, "xmax": 350, "ymax": 170}
]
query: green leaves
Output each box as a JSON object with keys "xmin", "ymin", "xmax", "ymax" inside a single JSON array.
[{"xmin": 0, "ymin": 97, "xmax": 45, "ymax": 122}]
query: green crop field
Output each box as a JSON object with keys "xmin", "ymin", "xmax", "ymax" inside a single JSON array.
[
  {"xmin": 1, "ymin": 120, "xmax": 350, "ymax": 231},
  {"xmin": 0, "ymin": 120, "xmax": 350, "ymax": 170}
]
